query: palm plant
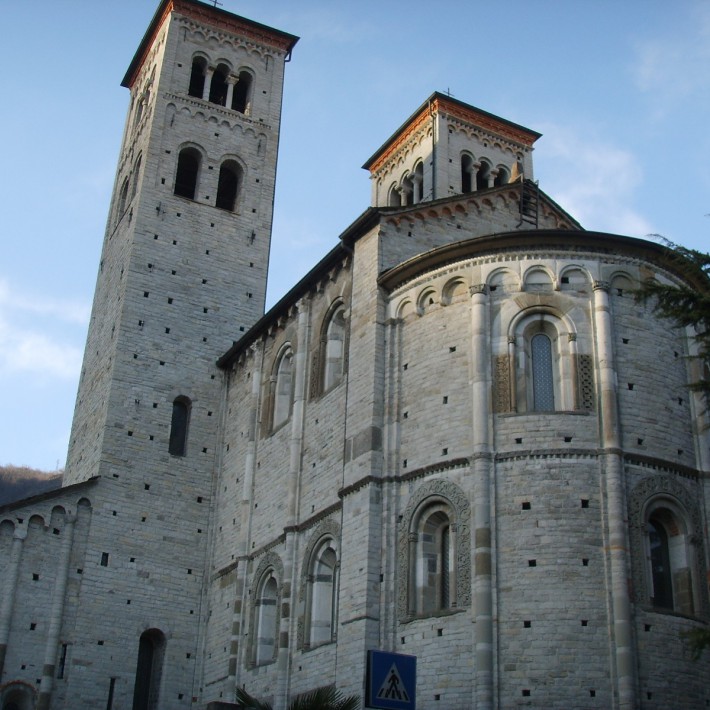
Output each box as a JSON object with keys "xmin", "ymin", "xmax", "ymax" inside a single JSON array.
[{"xmin": 236, "ymin": 685, "xmax": 360, "ymax": 710}]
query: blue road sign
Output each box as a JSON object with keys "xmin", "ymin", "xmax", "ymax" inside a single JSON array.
[{"xmin": 366, "ymin": 650, "xmax": 416, "ymax": 710}]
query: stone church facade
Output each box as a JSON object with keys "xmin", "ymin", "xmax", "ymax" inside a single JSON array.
[{"xmin": 1, "ymin": 2, "xmax": 709, "ymax": 709}]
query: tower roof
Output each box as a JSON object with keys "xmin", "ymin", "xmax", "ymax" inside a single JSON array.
[
  {"xmin": 122, "ymin": 0, "xmax": 299, "ymax": 88},
  {"xmin": 362, "ymin": 91, "xmax": 541, "ymax": 175}
]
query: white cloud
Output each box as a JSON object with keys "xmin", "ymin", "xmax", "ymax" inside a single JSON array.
[
  {"xmin": 0, "ymin": 279, "xmax": 90, "ymax": 325},
  {"xmin": 535, "ymin": 123, "xmax": 654, "ymax": 237},
  {"xmin": 0, "ymin": 279, "xmax": 87, "ymax": 379}
]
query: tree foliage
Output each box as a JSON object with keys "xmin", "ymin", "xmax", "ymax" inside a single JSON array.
[
  {"xmin": 236, "ymin": 685, "xmax": 360, "ymax": 710},
  {"xmin": 635, "ymin": 237, "xmax": 710, "ymax": 394}
]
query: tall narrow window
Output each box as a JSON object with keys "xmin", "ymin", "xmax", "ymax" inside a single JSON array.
[
  {"xmin": 174, "ymin": 148, "xmax": 200, "ymax": 200},
  {"xmin": 323, "ymin": 305, "xmax": 346, "ymax": 392},
  {"xmin": 494, "ymin": 165, "xmax": 510, "ymax": 186},
  {"xmin": 208, "ymin": 64, "xmax": 229, "ymax": 106},
  {"xmin": 648, "ymin": 519, "xmax": 674, "ymax": 609},
  {"xmin": 215, "ymin": 160, "xmax": 240, "ymax": 211},
  {"xmin": 255, "ymin": 573, "xmax": 278, "ymax": 665},
  {"xmin": 531, "ymin": 333, "xmax": 555, "ymax": 411},
  {"xmin": 306, "ymin": 541, "xmax": 338, "ymax": 648},
  {"xmin": 272, "ymin": 348, "xmax": 293, "ymax": 429},
  {"xmin": 408, "ymin": 501, "xmax": 455, "ymax": 617},
  {"xmin": 188, "ymin": 56, "xmax": 207, "ymax": 98},
  {"xmin": 131, "ymin": 629, "xmax": 165, "ymax": 710},
  {"xmin": 461, "ymin": 154, "xmax": 473, "ymax": 193},
  {"xmin": 131, "ymin": 154, "xmax": 142, "ymax": 201},
  {"xmin": 232, "ymin": 70, "xmax": 253, "ymax": 113},
  {"xmin": 413, "ymin": 162, "xmax": 424, "ymax": 202},
  {"xmin": 169, "ymin": 396, "xmax": 190, "ymax": 456},
  {"xmin": 118, "ymin": 178, "xmax": 130, "ymax": 216}
]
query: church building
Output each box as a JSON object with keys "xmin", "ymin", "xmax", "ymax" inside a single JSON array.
[{"xmin": 1, "ymin": 1, "xmax": 709, "ymax": 709}]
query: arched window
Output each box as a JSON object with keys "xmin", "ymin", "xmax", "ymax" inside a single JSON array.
[
  {"xmin": 323, "ymin": 305, "xmax": 346, "ymax": 392},
  {"xmin": 413, "ymin": 162, "xmax": 424, "ymax": 202},
  {"xmin": 169, "ymin": 396, "xmax": 191, "ymax": 456},
  {"xmin": 494, "ymin": 165, "xmax": 509, "ymax": 187},
  {"xmin": 461, "ymin": 154, "xmax": 473, "ymax": 193},
  {"xmin": 132, "ymin": 628, "xmax": 166, "ymax": 710},
  {"xmin": 409, "ymin": 501, "xmax": 454, "ymax": 616},
  {"xmin": 254, "ymin": 571, "xmax": 279, "ymax": 665},
  {"xmin": 476, "ymin": 160, "xmax": 491, "ymax": 191},
  {"xmin": 401, "ymin": 175, "xmax": 413, "ymax": 206},
  {"xmin": 272, "ymin": 347, "xmax": 293, "ymax": 429},
  {"xmin": 531, "ymin": 333, "xmax": 555, "ymax": 411},
  {"xmin": 645, "ymin": 502, "xmax": 696, "ymax": 614},
  {"xmin": 208, "ymin": 63, "xmax": 229, "ymax": 106},
  {"xmin": 305, "ymin": 539, "xmax": 338, "ymax": 648},
  {"xmin": 232, "ymin": 70, "xmax": 253, "ymax": 113},
  {"xmin": 174, "ymin": 147, "xmax": 201, "ymax": 200},
  {"xmin": 131, "ymin": 154, "xmax": 142, "ymax": 201},
  {"xmin": 118, "ymin": 177, "xmax": 130, "ymax": 216},
  {"xmin": 188, "ymin": 56, "xmax": 207, "ymax": 98},
  {"xmin": 215, "ymin": 160, "xmax": 241, "ymax": 211},
  {"xmin": 388, "ymin": 184, "xmax": 400, "ymax": 207}
]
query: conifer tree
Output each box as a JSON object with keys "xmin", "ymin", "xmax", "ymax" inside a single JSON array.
[{"xmin": 636, "ymin": 237, "xmax": 710, "ymax": 659}]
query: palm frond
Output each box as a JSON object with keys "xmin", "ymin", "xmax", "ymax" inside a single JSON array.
[{"xmin": 236, "ymin": 686, "xmax": 273, "ymax": 710}]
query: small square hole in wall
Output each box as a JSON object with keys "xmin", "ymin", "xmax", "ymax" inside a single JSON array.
[
  {"xmin": 434, "ymin": 695, "xmax": 440, "ymax": 701},
  {"xmin": 127, "ymin": 431, "xmax": 133, "ymax": 437},
  {"xmin": 400, "ymin": 637, "xmax": 405, "ymax": 645},
  {"xmin": 523, "ymin": 620, "xmax": 531, "ymax": 628},
  {"xmin": 141, "ymin": 517, "xmax": 146, "ymax": 522},
  {"xmin": 627, "ymin": 383, "xmax": 634, "ymax": 390},
  {"xmin": 678, "ymin": 448, "xmax": 683, "ymax": 455},
  {"xmin": 403, "ymin": 411, "xmax": 408, "ymax": 419},
  {"xmin": 515, "ymin": 437, "xmax": 523, "ymax": 444},
  {"xmin": 582, "ymin": 558, "xmax": 589, "ymax": 566},
  {"xmin": 522, "ymin": 501, "xmax": 531, "ymax": 510},
  {"xmin": 644, "ymin": 624, "xmax": 651, "ymax": 632},
  {"xmin": 581, "ymin": 499, "xmax": 589, "ymax": 508},
  {"xmin": 581, "ymin": 619, "xmax": 588, "ymax": 626},
  {"xmin": 622, "ymin": 338, "xmax": 629, "ymax": 344},
  {"xmin": 449, "ymin": 346, "xmax": 456, "ymax": 352},
  {"xmin": 647, "ymin": 693, "xmax": 652, "ymax": 700},
  {"xmin": 403, "ymin": 459, "xmax": 407, "ymax": 468},
  {"xmin": 522, "ymin": 690, "xmax": 530, "ymax": 697},
  {"xmin": 637, "ymin": 438, "xmax": 644, "ymax": 445},
  {"xmin": 101, "ymin": 552, "xmax": 109, "ymax": 567},
  {"xmin": 30, "ymin": 623, "xmax": 37, "ymax": 630},
  {"xmin": 442, "ymin": 448, "xmax": 448, "ymax": 455},
  {"xmin": 443, "ymin": 396, "xmax": 448, "ymax": 404},
  {"xmin": 528, "ymin": 559, "xmax": 536, "ymax": 567},
  {"xmin": 564, "ymin": 436, "xmax": 572, "ymax": 443},
  {"xmin": 590, "ymin": 690, "xmax": 596, "ymax": 697},
  {"xmin": 403, "ymin": 363, "xmax": 408, "ymax": 370},
  {"xmin": 144, "ymin": 483, "xmax": 150, "ymax": 490},
  {"xmin": 437, "ymin": 628, "xmax": 443, "ymax": 636},
  {"xmin": 98, "ymin": 640, "xmax": 104, "ymax": 645},
  {"xmin": 32, "ymin": 573, "xmax": 39, "ymax": 581}
]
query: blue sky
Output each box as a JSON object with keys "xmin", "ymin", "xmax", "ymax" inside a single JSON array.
[{"xmin": 1, "ymin": 1, "xmax": 709, "ymax": 471}]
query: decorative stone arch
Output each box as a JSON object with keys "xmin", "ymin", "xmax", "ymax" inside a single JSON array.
[
  {"xmin": 522, "ymin": 264, "xmax": 555, "ymax": 292},
  {"xmin": 441, "ymin": 277, "xmax": 468, "ymax": 306},
  {"xmin": 248, "ymin": 551, "xmax": 284, "ymax": 667},
  {"xmin": 476, "ymin": 158, "xmax": 492, "ymax": 190},
  {"xmin": 188, "ymin": 52, "xmax": 210, "ymax": 98},
  {"xmin": 394, "ymin": 298, "xmax": 414, "ymax": 321},
  {"xmin": 493, "ymin": 163, "xmax": 510, "ymax": 186},
  {"xmin": 416, "ymin": 287, "xmax": 438, "ymax": 316},
  {"xmin": 297, "ymin": 519, "xmax": 340, "ymax": 649},
  {"xmin": 397, "ymin": 478, "xmax": 471, "ymax": 621},
  {"xmin": 559, "ymin": 264, "xmax": 593, "ymax": 294},
  {"xmin": 506, "ymin": 306, "xmax": 582, "ymax": 412},
  {"xmin": 387, "ymin": 182, "xmax": 400, "ymax": 207},
  {"xmin": 609, "ymin": 271, "xmax": 636, "ymax": 298},
  {"xmin": 232, "ymin": 67, "xmax": 255, "ymax": 113},
  {"xmin": 214, "ymin": 154, "xmax": 245, "ymax": 212},
  {"xmin": 628, "ymin": 474, "xmax": 708, "ymax": 618},
  {"xmin": 487, "ymin": 267, "xmax": 520, "ymax": 294}
]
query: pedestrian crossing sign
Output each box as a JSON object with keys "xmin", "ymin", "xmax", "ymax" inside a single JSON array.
[{"xmin": 366, "ymin": 650, "xmax": 416, "ymax": 710}]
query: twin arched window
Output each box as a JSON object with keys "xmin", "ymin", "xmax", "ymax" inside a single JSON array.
[
  {"xmin": 461, "ymin": 154, "xmax": 510, "ymax": 193},
  {"xmin": 173, "ymin": 148, "xmax": 242, "ymax": 212}
]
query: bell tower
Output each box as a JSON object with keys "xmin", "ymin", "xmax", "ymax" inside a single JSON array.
[
  {"xmin": 66, "ymin": 1, "xmax": 297, "ymax": 485},
  {"xmin": 59, "ymin": 3, "xmax": 297, "ymax": 707}
]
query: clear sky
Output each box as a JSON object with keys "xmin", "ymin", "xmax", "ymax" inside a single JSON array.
[{"xmin": 1, "ymin": 0, "xmax": 708, "ymax": 471}]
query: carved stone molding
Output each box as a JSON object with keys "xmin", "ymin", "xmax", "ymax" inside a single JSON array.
[
  {"xmin": 627, "ymin": 474, "xmax": 708, "ymax": 618},
  {"xmin": 397, "ymin": 478, "xmax": 471, "ymax": 621}
]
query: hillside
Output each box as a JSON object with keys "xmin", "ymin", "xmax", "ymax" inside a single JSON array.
[{"xmin": 0, "ymin": 465, "xmax": 63, "ymax": 507}]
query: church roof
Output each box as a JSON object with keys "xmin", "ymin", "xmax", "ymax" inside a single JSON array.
[{"xmin": 122, "ymin": 0, "xmax": 299, "ymax": 88}]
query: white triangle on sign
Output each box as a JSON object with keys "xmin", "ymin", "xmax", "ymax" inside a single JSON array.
[{"xmin": 376, "ymin": 662, "xmax": 410, "ymax": 702}]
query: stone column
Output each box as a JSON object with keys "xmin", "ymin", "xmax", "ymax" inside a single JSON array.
[
  {"xmin": 202, "ymin": 67, "xmax": 214, "ymax": 101},
  {"xmin": 229, "ymin": 342, "xmax": 264, "ymax": 696},
  {"xmin": 36, "ymin": 513, "xmax": 77, "ymax": 710},
  {"xmin": 225, "ymin": 76, "xmax": 238, "ymax": 110},
  {"xmin": 0, "ymin": 527, "xmax": 27, "ymax": 675},
  {"xmin": 470, "ymin": 284, "xmax": 494, "ymax": 709},
  {"xmin": 275, "ymin": 300, "xmax": 310, "ymax": 709},
  {"xmin": 593, "ymin": 280, "xmax": 637, "ymax": 709}
]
